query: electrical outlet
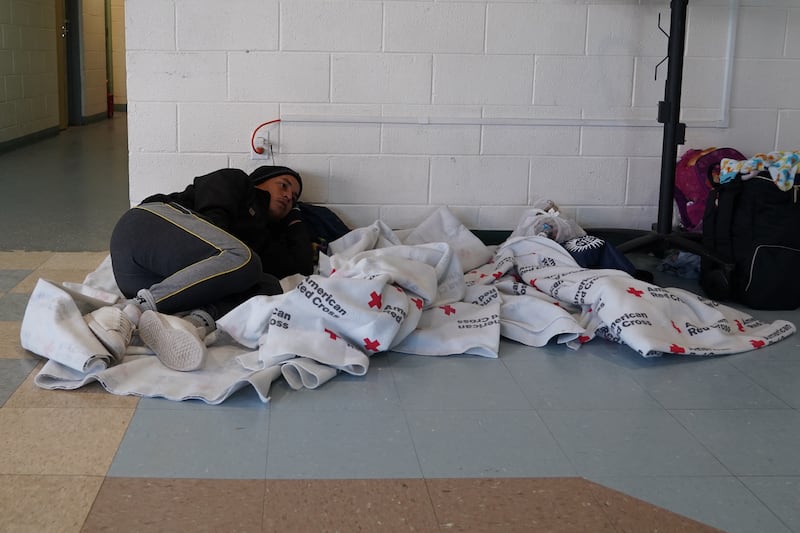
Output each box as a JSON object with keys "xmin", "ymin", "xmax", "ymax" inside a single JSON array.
[{"xmin": 250, "ymin": 136, "xmax": 274, "ymax": 162}]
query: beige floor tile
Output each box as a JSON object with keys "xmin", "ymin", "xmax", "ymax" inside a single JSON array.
[
  {"xmin": 426, "ymin": 477, "xmax": 722, "ymax": 532},
  {"xmin": 427, "ymin": 477, "xmax": 617, "ymax": 532},
  {"xmin": 0, "ymin": 321, "xmax": 36, "ymax": 359},
  {"xmin": 83, "ymin": 478, "xmax": 265, "ymax": 532},
  {"xmin": 263, "ymin": 478, "xmax": 440, "ymax": 531},
  {"xmin": 5, "ymin": 363, "xmax": 139, "ymax": 409},
  {"xmin": 0, "ymin": 407, "xmax": 133, "ymax": 476},
  {"xmin": 12, "ymin": 269, "xmax": 97, "ymax": 293},
  {"xmin": 39, "ymin": 252, "xmax": 108, "ymax": 271},
  {"xmin": 0, "ymin": 474, "xmax": 103, "ymax": 533},
  {"xmin": 0, "ymin": 251, "xmax": 53, "ymax": 270}
]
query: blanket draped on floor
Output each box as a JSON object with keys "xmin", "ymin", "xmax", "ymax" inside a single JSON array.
[{"xmin": 20, "ymin": 207, "xmax": 796, "ymax": 404}]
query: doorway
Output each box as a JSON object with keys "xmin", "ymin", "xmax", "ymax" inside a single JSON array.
[{"xmin": 56, "ymin": 0, "xmax": 82, "ymax": 128}]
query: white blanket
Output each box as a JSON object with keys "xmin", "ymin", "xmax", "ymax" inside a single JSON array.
[{"xmin": 20, "ymin": 207, "xmax": 796, "ymax": 404}]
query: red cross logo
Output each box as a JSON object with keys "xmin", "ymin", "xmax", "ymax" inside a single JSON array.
[
  {"xmin": 529, "ymin": 278, "xmax": 537, "ymax": 288},
  {"xmin": 324, "ymin": 328, "xmax": 338, "ymax": 340},
  {"xmin": 736, "ymin": 319, "xmax": 745, "ymax": 332},
  {"xmin": 368, "ymin": 291, "xmax": 382, "ymax": 309},
  {"xmin": 578, "ymin": 335, "xmax": 591, "ymax": 344},
  {"xmin": 627, "ymin": 287, "xmax": 644, "ymax": 298},
  {"xmin": 363, "ymin": 337, "xmax": 380, "ymax": 352},
  {"xmin": 492, "ymin": 271, "xmax": 503, "ymax": 280},
  {"xmin": 440, "ymin": 304, "xmax": 456, "ymax": 316},
  {"xmin": 671, "ymin": 321, "xmax": 681, "ymax": 333},
  {"xmin": 669, "ymin": 343, "xmax": 686, "ymax": 354},
  {"xmin": 479, "ymin": 273, "xmax": 487, "ymax": 279},
  {"xmin": 750, "ymin": 339, "xmax": 765, "ymax": 349},
  {"xmin": 412, "ymin": 297, "xmax": 423, "ymax": 310}
]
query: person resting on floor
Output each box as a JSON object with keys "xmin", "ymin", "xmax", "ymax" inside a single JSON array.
[{"xmin": 84, "ymin": 165, "xmax": 314, "ymax": 372}]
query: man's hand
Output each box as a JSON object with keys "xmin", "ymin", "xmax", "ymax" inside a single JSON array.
[{"xmin": 284, "ymin": 207, "xmax": 303, "ymax": 227}]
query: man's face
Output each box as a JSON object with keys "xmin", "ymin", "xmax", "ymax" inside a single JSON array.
[{"xmin": 256, "ymin": 175, "xmax": 301, "ymax": 220}]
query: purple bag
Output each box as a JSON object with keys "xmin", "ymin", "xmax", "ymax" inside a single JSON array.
[{"xmin": 674, "ymin": 147, "xmax": 745, "ymax": 232}]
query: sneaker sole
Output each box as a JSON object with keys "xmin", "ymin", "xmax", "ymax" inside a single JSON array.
[
  {"xmin": 139, "ymin": 312, "xmax": 206, "ymax": 372},
  {"xmin": 85, "ymin": 316, "xmax": 126, "ymax": 359}
]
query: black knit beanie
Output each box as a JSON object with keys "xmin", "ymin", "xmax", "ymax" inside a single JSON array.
[{"xmin": 249, "ymin": 165, "xmax": 303, "ymax": 197}]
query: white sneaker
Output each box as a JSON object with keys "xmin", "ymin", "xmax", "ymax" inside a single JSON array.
[
  {"xmin": 138, "ymin": 310, "xmax": 207, "ymax": 372},
  {"xmin": 85, "ymin": 306, "xmax": 134, "ymax": 359}
]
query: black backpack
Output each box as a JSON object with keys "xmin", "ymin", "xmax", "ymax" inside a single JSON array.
[
  {"xmin": 700, "ymin": 172, "xmax": 800, "ymax": 310},
  {"xmin": 297, "ymin": 202, "xmax": 351, "ymax": 249}
]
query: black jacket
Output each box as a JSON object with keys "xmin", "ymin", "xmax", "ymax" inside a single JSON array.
[{"xmin": 142, "ymin": 168, "xmax": 314, "ymax": 278}]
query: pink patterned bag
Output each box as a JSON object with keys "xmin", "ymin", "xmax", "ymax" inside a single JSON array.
[{"xmin": 674, "ymin": 147, "xmax": 745, "ymax": 232}]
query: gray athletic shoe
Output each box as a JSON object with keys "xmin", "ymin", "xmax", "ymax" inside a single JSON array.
[
  {"xmin": 138, "ymin": 310, "xmax": 207, "ymax": 371},
  {"xmin": 85, "ymin": 306, "xmax": 134, "ymax": 360}
]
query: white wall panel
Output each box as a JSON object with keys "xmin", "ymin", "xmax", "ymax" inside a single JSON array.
[
  {"xmin": 434, "ymin": 55, "xmax": 533, "ymax": 105},
  {"xmin": 111, "ymin": 0, "xmax": 800, "ymax": 230},
  {"xmin": 281, "ymin": 1, "xmax": 382, "ymax": 52},
  {"xmin": 430, "ymin": 157, "xmax": 529, "ymax": 205},
  {"xmin": 331, "ymin": 54, "xmax": 431, "ymax": 104},
  {"xmin": 384, "ymin": 3, "xmax": 485, "ymax": 53},
  {"xmin": 487, "ymin": 4, "xmax": 586, "ymax": 55}
]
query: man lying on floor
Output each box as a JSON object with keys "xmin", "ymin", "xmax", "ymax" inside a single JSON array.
[{"xmin": 83, "ymin": 164, "xmax": 314, "ymax": 372}]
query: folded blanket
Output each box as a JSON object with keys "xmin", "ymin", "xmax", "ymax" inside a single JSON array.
[{"xmin": 21, "ymin": 279, "xmax": 118, "ymax": 373}]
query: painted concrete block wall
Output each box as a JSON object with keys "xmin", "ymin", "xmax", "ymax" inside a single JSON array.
[
  {"xmin": 81, "ymin": 0, "xmax": 106, "ymax": 118},
  {"xmin": 125, "ymin": 0, "xmax": 800, "ymax": 231},
  {"xmin": 111, "ymin": 0, "xmax": 126, "ymax": 106},
  {"xmin": 1, "ymin": 0, "xmax": 126, "ymax": 142},
  {"xmin": 0, "ymin": 0, "xmax": 59, "ymax": 143}
]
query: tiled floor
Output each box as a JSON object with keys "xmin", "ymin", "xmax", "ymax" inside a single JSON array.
[{"xmin": 1, "ymin": 118, "xmax": 799, "ymax": 532}]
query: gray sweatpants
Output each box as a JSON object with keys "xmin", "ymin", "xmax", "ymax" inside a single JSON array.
[{"xmin": 109, "ymin": 202, "xmax": 281, "ymax": 319}]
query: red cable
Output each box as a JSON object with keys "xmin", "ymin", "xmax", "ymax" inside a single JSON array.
[{"xmin": 250, "ymin": 118, "xmax": 281, "ymax": 154}]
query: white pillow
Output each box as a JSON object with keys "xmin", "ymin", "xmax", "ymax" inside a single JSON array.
[{"xmin": 402, "ymin": 207, "xmax": 493, "ymax": 272}]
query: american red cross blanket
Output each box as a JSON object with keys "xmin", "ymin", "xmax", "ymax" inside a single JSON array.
[{"xmin": 21, "ymin": 207, "xmax": 796, "ymax": 404}]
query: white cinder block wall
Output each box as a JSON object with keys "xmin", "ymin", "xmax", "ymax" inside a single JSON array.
[
  {"xmin": 0, "ymin": 0, "xmax": 59, "ymax": 142},
  {"xmin": 125, "ymin": 0, "xmax": 800, "ymax": 231}
]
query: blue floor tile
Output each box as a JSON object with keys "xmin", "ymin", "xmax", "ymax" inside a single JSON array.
[
  {"xmin": 590, "ymin": 476, "xmax": 791, "ymax": 533},
  {"xmin": 538, "ymin": 409, "xmax": 728, "ymax": 478},
  {"xmin": 109, "ymin": 408, "xmax": 269, "ymax": 478},
  {"xmin": 671, "ymin": 409, "xmax": 800, "ymax": 476},
  {"xmin": 628, "ymin": 356, "xmax": 789, "ymax": 409},
  {"xmin": 502, "ymin": 346, "xmax": 662, "ymax": 410},
  {"xmin": 0, "ymin": 293, "xmax": 32, "ymax": 321},
  {"xmin": 740, "ymin": 477, "xmax": 800, "ymax": 533},
  {"xmin": 0, "ymin": 358, "xmax": 38, "ymax": 406},
  {"xmin": 390, "ymin": 353, "xmax": 531, "ymax": 410},
  {"xmin": 728, "ymin": 358, "xmax": 800, "ymax": 409},
  {"xmin": 0, "ymin": 270, "xmax": 31, "ymax": 292},
  {"xmin": 406, "ymin": 409, "xmax": 575, "ymax": 478},
  {"xmin": 265, "ymin": 409, "xmax": 421, "ymax": 479}
]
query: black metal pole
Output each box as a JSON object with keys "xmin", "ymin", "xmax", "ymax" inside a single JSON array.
[
  {"xmin": 611, "ymin": 0, "xmax": 730, "ymax": 269},
  {"xmin": 656, "ymin": 0, "xmax": 688, "ymax": 235}
]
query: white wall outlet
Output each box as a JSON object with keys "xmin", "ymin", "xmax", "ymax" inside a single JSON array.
[{"xmin": 250, "ymin": 135, "xmax": 274, "ymax": 162}]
